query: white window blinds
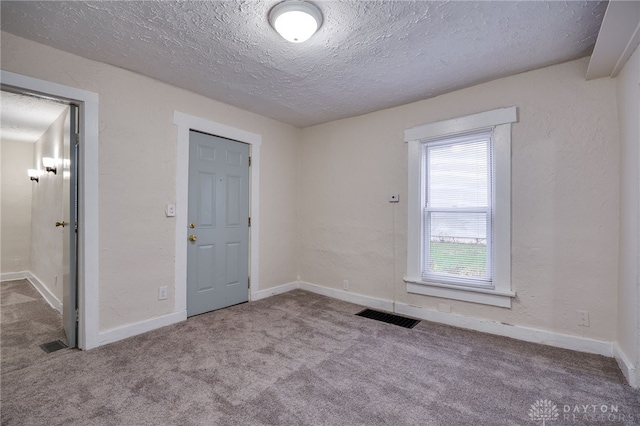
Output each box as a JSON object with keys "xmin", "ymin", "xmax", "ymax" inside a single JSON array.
[{"xmin": 422, "ymin": 131, "xmax": 493, "ymax": 286}]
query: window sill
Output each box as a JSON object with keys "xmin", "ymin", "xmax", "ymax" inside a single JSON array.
[{"xmin": 404, "ymin": 277, "xmax": 515, "ymax": 308}]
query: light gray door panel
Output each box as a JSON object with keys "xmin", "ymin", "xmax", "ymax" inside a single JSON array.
[
  {"xmin": 62, "ymin": 104, "xmax": 78, "ymax": 347},
  {"xmin": 187, "ymin": 131, "xmax": 249, "ymax": 317}
]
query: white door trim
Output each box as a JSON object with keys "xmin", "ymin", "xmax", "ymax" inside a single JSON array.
[
  {"xmin": 1, "ymin": 70, "xmax": 100, "ymax": 350},
  {"xmin": 173, "ymin": 111, "xmax": 261, "ymax": 314}
]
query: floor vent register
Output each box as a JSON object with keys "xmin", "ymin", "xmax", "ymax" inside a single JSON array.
[
  {"xmin": 39, "ymin": 340, "xmax": 68, "ymax": 353},
  {"xmin": 355, "ymin": 309, "xmax": 420, "ymax": 329}
]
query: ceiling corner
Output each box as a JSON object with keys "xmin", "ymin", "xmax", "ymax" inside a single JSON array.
[{"xmin": 586, "ymin": 0, "xmax": 640, "ymax": 80}]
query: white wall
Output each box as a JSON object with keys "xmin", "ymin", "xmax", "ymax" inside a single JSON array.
[
  {"xmin": 0, "ymin": 140, "xmax": 34, "ymax": 273},
  {"xmin": 1, "ymin": 32, "xmax": 300, "ymax": 332},
  {"xmin": 1, "ymin": 31, "xmax": 630, "ymax": 357},
  {"xmin": 28, "ymin": 108, "xmax": 68, "ymax": 301},
  {"xmin": 300, "ymin": 57, "xmax": 620, "ymax": 342},
  {"xmin": 617, "ymin": 45, "xmax": 640, "ymax": 386}
]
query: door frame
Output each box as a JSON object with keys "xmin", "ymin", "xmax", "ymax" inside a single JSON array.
[
  {"xmin": 173, "ymin": 111, "xmax": 261, "ymax": 315},
  {"xmin": 1, "ymin": 70, "xmax": 100, "ymax": 350}
]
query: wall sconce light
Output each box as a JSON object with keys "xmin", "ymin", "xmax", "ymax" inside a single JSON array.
[
  {"xmin": 28, "ymin": 169, "xmax": 40, "ymax": 182},
  {"xmin": 269, "ymin": 1, "xmax": 323, "ymax": 43},
  {"xmin": 43, "ymin": 157, "xmax": 57, "ymax": 174}
]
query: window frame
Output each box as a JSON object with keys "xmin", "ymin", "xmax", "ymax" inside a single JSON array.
[{"xmin": 404, "ymin": 107, "xmax": 517, "ymax": 308}]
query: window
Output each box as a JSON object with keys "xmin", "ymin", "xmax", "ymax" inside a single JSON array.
[
  {"xmin": 422, "ymin": 131, "xmax": 492, "ymax": 286},
  {"xmin": 404, "ymin": 107, "xmax": 517, "ymax": 307}
]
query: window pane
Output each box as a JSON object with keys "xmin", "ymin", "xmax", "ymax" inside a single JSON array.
[
  {"xmin": 425, "ymin": 212, "xmax": 488, "ymax": 279},
  {"xmin": 427, "ymin": 140, "xmax": 488, "ymax": 208}
]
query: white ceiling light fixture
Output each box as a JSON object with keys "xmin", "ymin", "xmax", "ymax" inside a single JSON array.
[{"xmin": 269, "ymin": 1, "xmax": 323, "ymax": 43}]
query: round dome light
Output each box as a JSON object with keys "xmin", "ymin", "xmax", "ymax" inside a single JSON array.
[{"xmin": 269, "ymin": 1, "xmax": 323, "ymax": 43}]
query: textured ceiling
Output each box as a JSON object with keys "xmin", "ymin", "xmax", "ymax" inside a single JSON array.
[
  {"xmin": 1, "ymin": 92, "xmax": 68, "ymax": 144},
  {"xmin": 0, "ymin": 1, "xmax": 607, "ymax": 128}
]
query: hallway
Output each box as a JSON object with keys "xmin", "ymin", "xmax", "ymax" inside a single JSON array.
[{"xmin": 1, "ymin": 279, "xmax": 73, "ymax": 375}]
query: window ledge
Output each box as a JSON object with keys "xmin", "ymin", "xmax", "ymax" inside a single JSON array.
[{"xmin": 404, "ymin": 277, "xmax": 515, "ymax": 308}]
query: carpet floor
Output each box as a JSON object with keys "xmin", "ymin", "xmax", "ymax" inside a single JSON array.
[
  {"xmin": 1, "ymin": 279, "xmax": 71, "ymax": 375},
  {"xmin": 1, "ymin": 289, "xmax": 638, "ymax": 425}
]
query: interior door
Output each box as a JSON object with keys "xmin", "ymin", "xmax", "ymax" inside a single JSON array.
[
  {"xmin": 62, "ymin": 104, "xmax": 78, "ymax": 347},
  {"xmin": 187, "ymin": 130, "xmax": 250, "ymax": 317}
]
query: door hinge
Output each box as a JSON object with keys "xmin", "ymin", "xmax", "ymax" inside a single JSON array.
[
  {"xmin": 248, "ymin": 277, "xmax": 251, "ymax": 288},
  {"xmin": 75, "ymin": 133, "xmax": 80, "ymax": 145},
  {"xmin": 249, "ymin": 156, "xmax": 252, "ymax": 167},
  {"xmin": 248, "ymin": 217, "xmax": 251, "ymax": 227},
  {"xmin": 75, "ymin": 308, "xmax": 79, "ymax": 322}
]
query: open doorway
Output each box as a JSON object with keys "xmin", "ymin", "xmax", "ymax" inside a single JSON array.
[
  {"xmin": 1, "ymin": 70, "xmax": 100, "ymax": 351},
  {"xmin": 1, "ymin": 90, "xmax": 78, "ymax": 372}
]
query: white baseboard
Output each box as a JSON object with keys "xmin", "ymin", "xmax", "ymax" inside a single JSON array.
[
  {"xmin": 287, "ymin": 281, "xmax": 614, "ymax": 359},
  {"xmin": 613, "ymin": 343, "xmax": 639, "ymax": 388},
  {"xmin": 98, "ymin": 280, "xmax": 302, "ymax": 348},
  {"xmin": 26, "ymin": 272, "xmax": 63, "ymax": 314},
  {"xmin": 395, "ymin": 302, "xmax": 613, "ymax": 357},
  {"xmin": 251, "ymin": 281, "xmax": 299, "ymax": 301},
  {"xmin": 299, "ymin": 281, "xmax": 395, "ymax": 312},
  {"xmin": 1, "ymin": 271, "xmax": 28, "ymax": 282},
  {"xmin": 98, "ymin": 310, "xmax": 187, "ymax": 346},
  {"xmin": 91, "ymin": 278, "xmax": 621, "ymax": 368},
  {"xmin": 250, "ymin": 280, "xmax": 396, "ymax": 312}
]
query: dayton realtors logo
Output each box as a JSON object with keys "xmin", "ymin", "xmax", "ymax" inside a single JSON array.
[
  {"xmin": 562, "ymin": 403, "xmax": 634, "ymax": 423},
  {"xmin": 528, "ymin": 400, "xmax": 635, "ymax": 424}
]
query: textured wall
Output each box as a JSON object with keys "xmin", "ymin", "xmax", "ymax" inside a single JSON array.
[
  {"xmin": 1, "ymin": 30, "xmax": 625, "ymax": 345},
  {"xmin": 617, "ymin": 46, "xmax": 640, "ymax": 380},
  {"xmin": 1, "ymin": 32, "xmax": 300, "ymax": 332},
  {"xmin": 29, "ymin": 108, "xmax": 68, "ymax": 302},
  {"xmin": 0, "ymin": 140, "xmax": 34, "ymax": 273},
  {"xmin": 300, "ymin": 57, "xmax": 620, "ymax": 341}
]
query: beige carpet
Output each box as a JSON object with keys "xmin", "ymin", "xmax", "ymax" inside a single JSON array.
[
  {"xmin": 1, "ymin": 289, "xmax": 638, "ymax": 425},
  {"xmin": 1, "ymin": 279, "xmax": 72, "ymax": 375}
]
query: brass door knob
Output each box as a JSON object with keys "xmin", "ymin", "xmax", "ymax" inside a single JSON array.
[
  {"xmin": 188, "ymin": 234, "xmax": 198, "ymax": 242},
  {"xmin": 55, "ymin": 221, "xmax": 68, "ymax": 227},
  {"xmin": 189, "ymin": 222, "xmax": 196, "ymax": 229}
]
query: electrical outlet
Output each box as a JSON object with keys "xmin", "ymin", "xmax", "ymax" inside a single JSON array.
[
  {"xmin": 577, "ymin": 310, "xmax": 590, "ymax": 327},
  {"xmin": 343, "ymin": 280, "xmax": 349, "ymax": 291},
  {"xmin": 166, "ymin": 204, "xmax": 176, "ymax": 217},
  {"xmin": 389, "ymin": 194, "xmax": 399, "ymax": 203},
  {"xmin": 158, "ymin": 286, "xmax": 168, "ymax": 300}
]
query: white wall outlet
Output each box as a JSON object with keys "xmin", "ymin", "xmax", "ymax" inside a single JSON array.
[
  {"xmin": 343, "ymin": 280, "xmax": 349, "ymax": 291},
  {"xmin": 158, "ymin": 286, "xmax": 168, "ymax": 300},
  {"xmin": 389, "ymin": 194, "xmax": 400, "ymax": 203},
  {"xmin": 438, "ymin": 303, "xmax": 452, "ymax": 313},
  {"xmin": 166, "ymin": 204, "xmax": 176, "ymax": 217},
  {"xmin": 577, "ymin": 310, "xmax": 590, "ymax": 327}
]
